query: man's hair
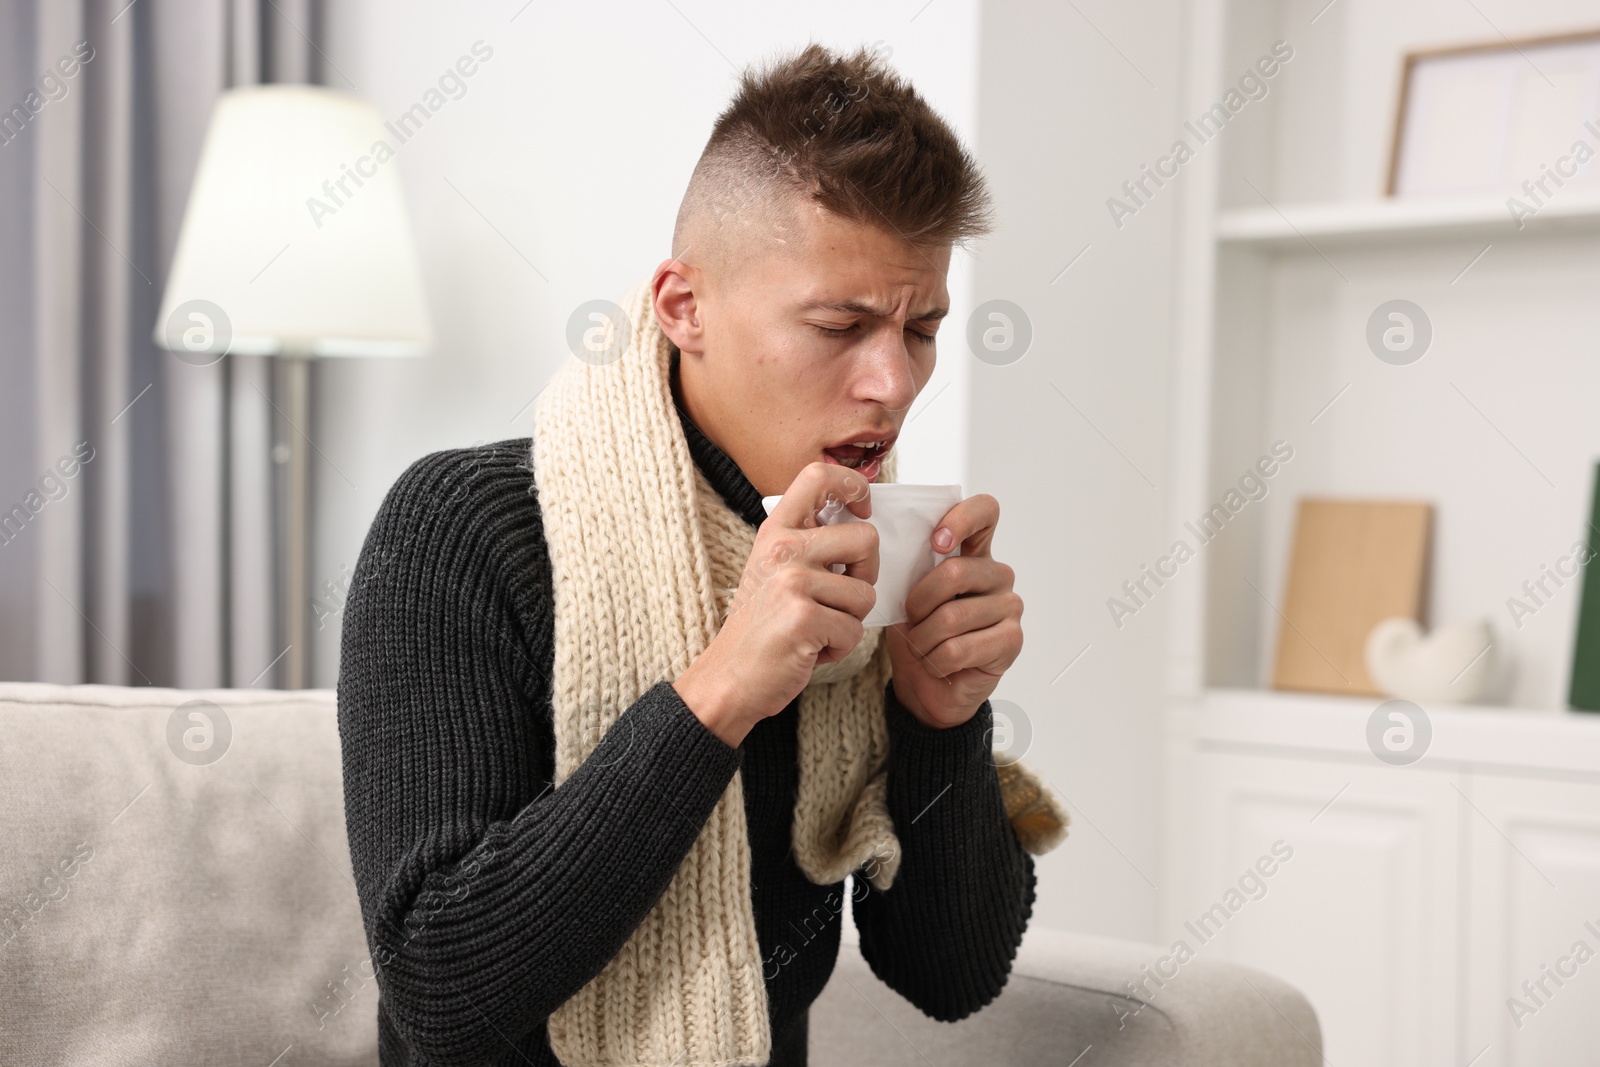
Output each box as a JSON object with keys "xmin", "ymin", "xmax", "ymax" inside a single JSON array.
[{"xmin": 673, "ymin": 43, "xmax": 993, "ymax": 258}]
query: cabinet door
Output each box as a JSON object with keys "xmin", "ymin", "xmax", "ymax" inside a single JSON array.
[
  {"xmin": 1180, "ymin": 749, "xmax": 1461, "ymax": 1067},
  {"xmin": 1462, "ymin": 773, "xmax": 1600, "ymax": 1067}
]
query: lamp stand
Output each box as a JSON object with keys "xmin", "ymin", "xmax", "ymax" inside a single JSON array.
[{"xmin": 274, "ymin": 345, "xmax": 314, "ymax": 689}]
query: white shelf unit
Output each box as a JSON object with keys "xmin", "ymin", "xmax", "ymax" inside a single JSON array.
[
  {"xmin": 1163, "ymin": 2, "xmax": 1600, "ymax": 1065},
  {"xmin": 1216, "ymin": 189, "xmax": 1600, "ymax": 248},
  {"xmin": 1186, "ymin": 688, "xmax": 1600, "ymax": 776}
]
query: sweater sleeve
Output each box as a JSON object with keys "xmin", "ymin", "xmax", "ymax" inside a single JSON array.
[
  {"xmin": 850, "ymin": 684, "xmax": 1036, "ymax": 1022},
  {"xmin": 336, "ymin": 442, "xmax": 743, "ymax": 1066}
]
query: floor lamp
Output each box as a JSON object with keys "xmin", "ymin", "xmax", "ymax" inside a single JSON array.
[{"xmin": 154, "ymin": 86, "xmax": 432, "ymax": 688}]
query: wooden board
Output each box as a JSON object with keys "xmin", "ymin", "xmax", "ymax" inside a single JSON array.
[{"xmin": 1272, "ymin": 499, "xmax": 1433, "ymax": 696}]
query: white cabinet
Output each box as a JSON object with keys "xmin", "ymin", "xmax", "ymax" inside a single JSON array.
[
  {"xmin": 1180, "ymin": 749, "xmax": 1461, "ymax": 1066},
  {"xmin": 1166, "ymin": 690, "xmax": 1600, "ymax": 1066},
  {"xmin": 1462, "ymin": 775, "xmax": 1600, "ymax": 1067}
]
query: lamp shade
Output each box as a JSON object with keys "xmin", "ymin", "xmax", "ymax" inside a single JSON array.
[{"xmin": 154, "ymin": 85, "xmax": 433, "ymax": 358}]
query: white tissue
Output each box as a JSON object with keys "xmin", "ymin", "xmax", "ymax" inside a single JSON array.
[{"xmin": 760, "ymin": 483, "xmax": 962, "ymax": 627}]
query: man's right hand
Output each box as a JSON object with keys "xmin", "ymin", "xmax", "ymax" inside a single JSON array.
[{"xmin": 673, "ymin": 461, "xmax": 880, "ymax": 747}]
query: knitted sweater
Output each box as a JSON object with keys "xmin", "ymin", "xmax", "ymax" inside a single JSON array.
[{"xmin": 336, "ymin": 370, "xmax": 1037, "ymax": 1066}]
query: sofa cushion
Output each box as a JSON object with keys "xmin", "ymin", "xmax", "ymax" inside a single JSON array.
[
  {"xmin": 0, "ymin": 682, "xmax": 376, "ymax": 1066},
  {"xmin": 811, "ymin": 928, "xmax": 1322, "ymax": 1066}
]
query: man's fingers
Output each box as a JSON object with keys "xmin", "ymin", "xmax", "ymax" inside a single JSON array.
[
  {"xmin": 803, "ymin": 568, "xmax": 878, "ymax": 623},
  {"xmin": 898, "ymin": 617, "xmax": 1022, "ymax": 680},
  {"xmin": 759, "ymin": 522, "xmax": 878, "ymax": 587},
  {"xmin": 898, "ymin": 590, "xmax": 1019, "ymax": 657},
  {"xmin": 804, "ymin": 521, "xmax": 879, "ymax": 586},
  {"xmin": 931, "ymin": 493, "xmax": 998, "ymax": 556},
  {"xmin": 752, "ymin": 518, "xmax": 879, "ymax": 585},
  {"xmin": 766, "ymin": 460, "xmax": 873, "ymax": 531},
  {"xmin": 902, "ymin": 555, "xmax": 1015, "ymax": 628},
  {"xmin": 812, "ymin": 603, "xmax": 868, "ymax": 664}
]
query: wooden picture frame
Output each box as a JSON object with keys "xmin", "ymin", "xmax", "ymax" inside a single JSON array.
[{"xmin": 1386, "ymin": 27, "xmax": 1600, "ymax": 197}]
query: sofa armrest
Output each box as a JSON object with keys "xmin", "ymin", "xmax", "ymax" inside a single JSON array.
[
  {"xmin": 0, "ymin": 682, "xmax": 375, "ymax": 1067},
  {"xmin": 812, "ymin": 927, "xmax": 1322, "ymax": 1067}
]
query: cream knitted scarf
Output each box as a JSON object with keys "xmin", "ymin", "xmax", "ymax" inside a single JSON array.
[{"xmin": 532, "ymin": 278, "xmax": 1067, "ymax": 1067}]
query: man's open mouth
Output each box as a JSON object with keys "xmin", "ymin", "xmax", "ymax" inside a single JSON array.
[{"xmin": 822, "ymin": 438, "xmax": 894, "ymax": 480}]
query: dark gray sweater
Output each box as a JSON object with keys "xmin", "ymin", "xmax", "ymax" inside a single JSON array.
[{"xmin": 336, "ymin": 375, "xmax": 1036, "ymax": 1066}]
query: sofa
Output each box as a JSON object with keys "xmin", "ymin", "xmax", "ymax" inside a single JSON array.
[{"xmin": 0, "ymin": 681, "xmax": 1322, "ymax": 1065}]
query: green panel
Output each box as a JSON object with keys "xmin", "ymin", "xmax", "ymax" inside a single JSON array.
[{"xmin": 1569, "ymin": 463, "xmax": 1600, "ymax": 711}]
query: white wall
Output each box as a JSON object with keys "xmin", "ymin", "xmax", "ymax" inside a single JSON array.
[
  {"xmin": 314, "ymin": 0, "xmax": 982, "ymax": 684},
  {"xmin": 972, "ymin": 0, "xmax": 1187, "ymax": 942}
]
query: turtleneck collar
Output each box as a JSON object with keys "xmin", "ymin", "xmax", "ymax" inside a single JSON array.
[{"xmin": 669, "ymin": 348, "xmax": 768, "ymax": 529}]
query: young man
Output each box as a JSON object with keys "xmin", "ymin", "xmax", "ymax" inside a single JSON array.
[{"xmin": 338, "ymin": 43, "xmax": 1062, "ymax": 1067}]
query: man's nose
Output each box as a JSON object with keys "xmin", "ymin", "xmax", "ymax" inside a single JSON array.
[{"xmin": 853, "ymin": 326, "xmax": 920, "ymax": 413}]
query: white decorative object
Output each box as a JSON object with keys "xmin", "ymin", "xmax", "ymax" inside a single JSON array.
[{"xmin": 1364, "ymin": 616, "xmax": 1495, "ymax": 704}]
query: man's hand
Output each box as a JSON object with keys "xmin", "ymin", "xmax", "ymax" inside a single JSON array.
[
  {"xmin": 887, "ymin": 494, "xmax": 1023, "ymax": 729},
  {"xmin": 674, "ymin": 461, "xmax": 880, "ymax": 747}
]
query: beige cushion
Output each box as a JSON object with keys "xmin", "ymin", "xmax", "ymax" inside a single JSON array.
[
  {"xmin": 0, "ymin": 682, "xmax": 375, "ymax": 1066},
  {"xmin": 814, "ymin": 928, "xmax": 1322, "ymax": 1067}
]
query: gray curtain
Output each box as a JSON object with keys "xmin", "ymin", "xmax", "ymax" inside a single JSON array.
[{"xmin": 0, "ymin": 0, "xmax": 325, "ymax": 687}]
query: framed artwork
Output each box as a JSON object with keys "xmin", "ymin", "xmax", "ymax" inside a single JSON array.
[{"xmin": 1387, "ymin": 28, "xmax": 1600, "ymax": 197}]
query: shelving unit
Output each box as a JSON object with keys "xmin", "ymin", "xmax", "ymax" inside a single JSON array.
[
  {"xmin": 1180, "ymin": 688, "xmax": 1600, "ymax": 774},
  {"xmin": 1161, "ymin": 3, "xmax": 1600, "ymax": 1064},
  {"xmin": 1166, "ymin": 15, "xmax": 1600, "ymax": 710},
  {"xmin": 1215, "ymin": 188, "xmax": 1600, "ymax": 248}
]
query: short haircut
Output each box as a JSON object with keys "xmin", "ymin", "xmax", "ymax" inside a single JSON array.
[{"xmin": 673, "ymin": 43, "xmax": 993, "ymax": 259}]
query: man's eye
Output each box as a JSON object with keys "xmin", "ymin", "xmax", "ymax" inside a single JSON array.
[
  {"xmin": 907, "ymin": 330, "xmax": 936, "ymax": 345},
  {"xmin": 813, "ymin": 323, "xmax": 860, "ymax": 338}
]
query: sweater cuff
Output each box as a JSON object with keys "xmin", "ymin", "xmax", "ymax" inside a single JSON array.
[
  {"xmin": 629, "ymin": 679, "xmax": 744, "ymax": 796},
  {"xmin": 885, "ymin": 680, "xmax": 996, "ymax": 754}
]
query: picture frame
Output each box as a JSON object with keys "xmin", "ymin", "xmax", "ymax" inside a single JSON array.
[{"xmin": 1387, "ymin": 28, "xmax": 1600, "ymax": 197}]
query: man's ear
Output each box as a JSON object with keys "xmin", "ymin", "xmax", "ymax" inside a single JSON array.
[{"xmin": 652, "ymin": 260, "xmax": 705, "ymax": 355}]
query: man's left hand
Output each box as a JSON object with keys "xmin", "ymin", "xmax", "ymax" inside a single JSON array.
[{"xmin": 887, "ymin": 493, "xmax": 1023, "ymax": 729}]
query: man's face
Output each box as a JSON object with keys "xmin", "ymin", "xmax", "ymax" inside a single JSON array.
[{"xmin": 657, "ymin": 202, "xmax": 952, "ymax": 497}]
